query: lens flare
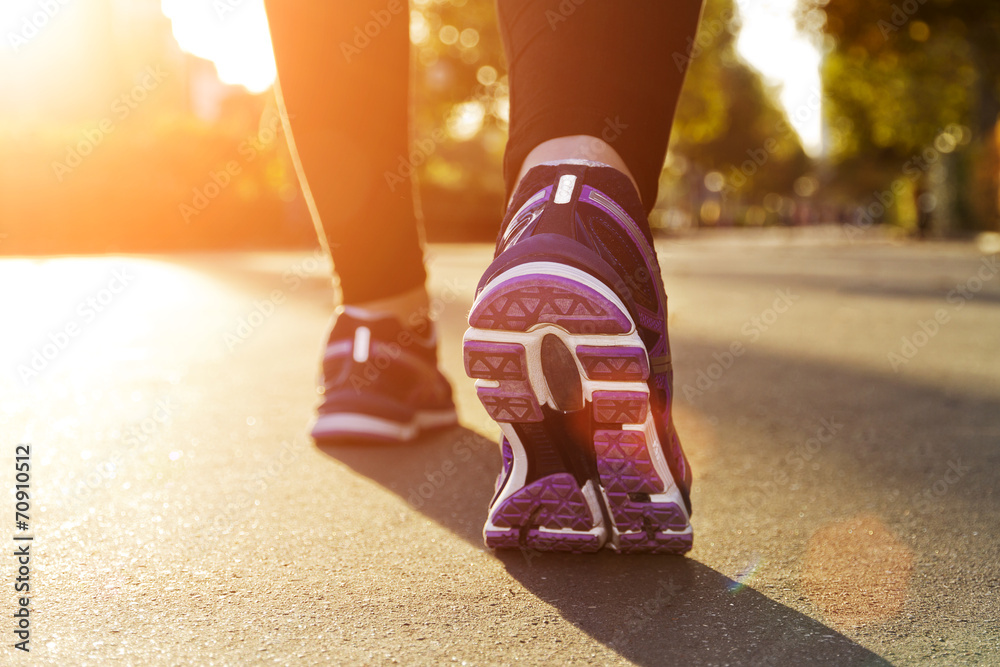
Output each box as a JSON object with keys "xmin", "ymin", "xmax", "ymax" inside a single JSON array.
[{"xmin": 727, "ymin": 553, "xmax": 761, "ymax": 593}]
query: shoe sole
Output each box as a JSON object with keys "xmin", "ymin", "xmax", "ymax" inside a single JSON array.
[
  {"xmin": 463, "ymin": 261, "xmax": 692, "ymax": 554},
  {"xmin": 311, "ymin": 409, "xmax": 458, "ymax": 444}
]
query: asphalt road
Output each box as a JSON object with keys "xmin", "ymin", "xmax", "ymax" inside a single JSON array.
[{"xmin": 3, "ymin": 228, "xmax": 999, "ymax": 665}]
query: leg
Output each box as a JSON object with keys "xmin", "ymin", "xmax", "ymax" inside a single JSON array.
[
  {"xmin": 466, "ymin": 0, "xmax": 703, "ymax": 553},
  {"xmin": 501, "ymin": 0, "xmax": 704, "ymax": 212},
  {"xmin": 264, "ymin": 0, "xmax": 427, "ymax": 308},
  {"xmin": 265, "ymin": 2, "xmax": 457, "ymax": 442}
]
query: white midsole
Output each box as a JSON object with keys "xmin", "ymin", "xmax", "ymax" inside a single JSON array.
[{"xmin": 311, "ymin": 409, "xmax": 457, "ymax": 440}]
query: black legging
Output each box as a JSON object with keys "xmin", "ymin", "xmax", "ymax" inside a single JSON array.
[{"xmin": 264, "ymin": 1, "xmax": 703, "ymax": 304}]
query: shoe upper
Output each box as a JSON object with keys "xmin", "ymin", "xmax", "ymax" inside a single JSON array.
[
  {"xmin": 318, "ymin": 308, "xmax": 455, "ymax": 422},
  {"xmin": 483, "ymin": 162, "xmax": 692, "ymax": 509},
  {"xmin": 487, "ymin": 163, "xmax": 668, "ymax": 364}
]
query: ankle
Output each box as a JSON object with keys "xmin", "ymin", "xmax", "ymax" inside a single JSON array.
[
  {"xmin": 341, "ymin": 287, "xmax": 435, "ymax": 340},
  {"xmin": 513, "ymin": 136, "xmax": 640, "ymax": 205}
]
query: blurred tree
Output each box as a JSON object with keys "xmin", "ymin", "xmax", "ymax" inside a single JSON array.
[
  {"xmin": 665, "ymin": 0, "xmax": 811, "ymax": 226},
  {"xmin": 411, "ymin": 0, "xmax": 812, "ymax": 235},
  {"xmin": 410, "ymin": 0, "xmax": 509, "ymax": 237},
  {"xmin": 801, "ymin": 0, "xmax": 1000, "ymax": 231}
]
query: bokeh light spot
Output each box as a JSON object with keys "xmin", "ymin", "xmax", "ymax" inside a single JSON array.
[
  {"xmin": 801, "ymin": 515, "xmax": 913, "ymax": 628},
  {"xmin": 438, "ymin": 25, "xmax": 459, "ymax": 46}
]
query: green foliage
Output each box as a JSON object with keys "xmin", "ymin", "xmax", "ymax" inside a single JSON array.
[
  {"xmin": 669, "ymin": 0, "xmax": 810, "ymax": 207},
  {"xmin": 414, "ymin": 0, "xmax": 813, "ymax": 227},
  {"xmin": 411, "ymin": 0, "xmax": 507, "ymax": 190},
  {"xmin": 803, "ymin": 0, "xmax": 1000, "ymax": 229},
  {"xmin": 817, "ymin": 2, "xmax": 978, "ymax": 160}
]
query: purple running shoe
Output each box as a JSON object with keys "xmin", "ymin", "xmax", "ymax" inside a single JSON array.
[
  {"xmin": 464, "ymin": 161, "xmax": 692, "ymax": 554},
  {"xmin": 312, "ymin": 307, "xmax": 458, "ymax": 443}
]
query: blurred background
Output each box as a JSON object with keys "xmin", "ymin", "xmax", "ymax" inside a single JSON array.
[{"xmin": 1, "ymin": 0, "xmax": 997, "ymax": 253}]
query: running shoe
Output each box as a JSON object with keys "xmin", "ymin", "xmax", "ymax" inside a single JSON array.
[
  {"xmin": 312, "ymin": 306, "xmax": 458, "ymax": 443},
  {"xmin": 463, "ymin": 161, "xmax": 692, "ymax": 554}
]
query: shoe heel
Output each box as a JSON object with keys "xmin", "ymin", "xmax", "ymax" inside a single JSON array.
[
  {"xmin": 466, "ymin": 262, "xmax": 692, "ymax": 554},
  {"xmin": 484, "ymin": 474, "xmax": 604, "ymax": 553},
  {"xmin": 463, "ymin": 340, "xmax": 543, "ymax": 423},
  {"xmin": 468, "ymin": 273, "xmax": 630, "ymax": 334},
  {"xmin": 595, "ymin": 428, "xmax": 692, "ymax": 554}
]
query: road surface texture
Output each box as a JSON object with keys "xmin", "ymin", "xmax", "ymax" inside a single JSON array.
[{"xmin": 3, "ymin": 227, "xmax": 998, "ymax": 665}]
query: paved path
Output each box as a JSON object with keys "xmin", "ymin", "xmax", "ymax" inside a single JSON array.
[{"xmin": 3, "ymin": 231, "xmax": 998, "ymax": 665}]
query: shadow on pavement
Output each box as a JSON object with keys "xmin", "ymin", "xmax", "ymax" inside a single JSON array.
[
  {"xmin": 317, "ymin": 426, "xmax": 498, "ymax": 546},
  {"xmin": 494, "ymin": 551, "xmax": 889, "ymax": 666},
  {"xmin": 318, "ymin": 426, "xmax": 889, "ymax": 666}
]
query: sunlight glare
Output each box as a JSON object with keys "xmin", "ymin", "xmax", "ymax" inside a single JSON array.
[
  {"xmin": 735, "ymin": 0, "xmax": 824, "ymax": 156},
  {"xmin": 447, "ymin": 100, "xmax": 486, "ymax": 141},
  {"xmin": 159, "ymin": 0, "xmax": 276, "ymax": 93}
]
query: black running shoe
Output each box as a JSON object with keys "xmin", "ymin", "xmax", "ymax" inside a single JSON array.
[{"xmin": 312, "ymin": 307, "xmax": 458, "ymax": 443}]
